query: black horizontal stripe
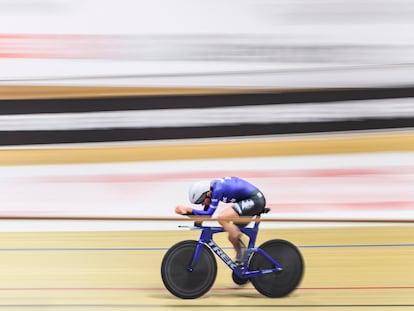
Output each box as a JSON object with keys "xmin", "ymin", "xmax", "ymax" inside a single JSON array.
[
  {"xmin": 1, "ymin": 118, "xmax": 413, "ymax": 146},
  {"xmin": 1, "ymin": 87, "xmax": 414, "ymax": 115}
]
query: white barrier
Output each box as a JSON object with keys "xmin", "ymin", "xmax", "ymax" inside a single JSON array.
[
  {"xmin": 0, "ymin": 152, "xmax": 413, "ymax": 231},
  {"xmin": 1, "ymin": 0, "xmax": 414, "ymax": 87}
]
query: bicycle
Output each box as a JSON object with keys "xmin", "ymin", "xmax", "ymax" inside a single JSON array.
[{"xmin": 161, "ymin": 208, "xmax": 304, "ymax": 299}]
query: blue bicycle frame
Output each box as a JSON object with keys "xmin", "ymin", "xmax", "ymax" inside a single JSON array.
[{"xmin": 188, "ymin": 221, "xmax": 283, "ymax": 279}]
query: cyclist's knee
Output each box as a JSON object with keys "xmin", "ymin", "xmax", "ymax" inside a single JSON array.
[{"xmin": 217, "ymin": 217, "xmax": 228, "ymax": 227}]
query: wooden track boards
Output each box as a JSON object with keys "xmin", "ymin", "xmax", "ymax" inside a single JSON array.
[{"xmin": 0, "ymin": 225, "xmax": 412, "ymax": 311}]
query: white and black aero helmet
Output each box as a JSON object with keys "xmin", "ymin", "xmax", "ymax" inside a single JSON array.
[{"xmin": 188, "ymin": 180, "xmax": 211, "ymax": 204}]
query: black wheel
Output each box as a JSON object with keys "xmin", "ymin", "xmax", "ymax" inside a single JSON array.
[
  {"xmin": 161, "ymin": 240, "xmax": 217, "ymax": 299},
  {"xmin": 248, "ymin": 239, "xmax": 304, "ymax": 298},
  {"xmin": 232, "ymin": 270, "xmax": 249, "ymax": 285}
]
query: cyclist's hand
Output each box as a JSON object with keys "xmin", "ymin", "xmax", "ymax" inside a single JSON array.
[{"xmin": 175, "ymin": 205, "xmax": 193, "ymax": 215}]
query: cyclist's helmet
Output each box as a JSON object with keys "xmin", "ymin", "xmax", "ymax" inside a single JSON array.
[{"xmin": 188, "ymin": 180, "xmax": 211, "ymax": 204}]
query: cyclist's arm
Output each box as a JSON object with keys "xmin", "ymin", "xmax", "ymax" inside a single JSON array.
[
  {"xmin": 191, "ymin": 190, "xmax": 221, "ymax": 216},
  {"xmin": 191, "ymin": 205, "xmax": 216, "ymax": 216}
]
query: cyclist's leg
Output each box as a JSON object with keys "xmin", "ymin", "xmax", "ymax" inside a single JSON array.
[
  {"xmin": 218, "ymin": 192, "xmax": 266, "ymax": 262},
  {"xmin": 217, "ymin": 207, "xmax": 242, "ymax": 252}
]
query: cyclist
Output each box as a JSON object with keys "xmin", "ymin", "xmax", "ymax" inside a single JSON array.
[{"xmin": 175, "ymin": 176, "xmax": 266, "ymax": 264}]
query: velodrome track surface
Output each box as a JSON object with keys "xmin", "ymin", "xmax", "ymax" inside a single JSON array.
[{"xmin": 0, "ymin": 225, "xmax": 412, "ymax": 310}]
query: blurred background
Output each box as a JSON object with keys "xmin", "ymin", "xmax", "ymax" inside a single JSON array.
[
  {"xmin": 0, "ymin": 0, "xmax": 413, "ymax": 223},
  {"xmin": 1, "ymin": 0, "xmax": 414, "ymax": 87},
  {"xmin": 0, "ymin": 1, "xmax": 413, "ymax": 308}
]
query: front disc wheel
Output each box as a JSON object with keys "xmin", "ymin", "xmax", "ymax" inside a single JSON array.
[{"xmin": 161, "ymin": 240, "xmax": 217, "ymax": 299}]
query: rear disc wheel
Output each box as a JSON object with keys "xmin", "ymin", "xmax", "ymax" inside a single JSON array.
[{"xmin": 249, "ymin": 239, "xmax": 304, "ymax": 298}]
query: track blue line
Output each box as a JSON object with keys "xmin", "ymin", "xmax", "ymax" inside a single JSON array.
[{"xmin": 0, "ymin": 244, "xmax": 412, "ymax": 251}]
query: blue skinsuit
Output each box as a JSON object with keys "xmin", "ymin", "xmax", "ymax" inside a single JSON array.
[{"xmin": 191, "ymin": 177, "xmax": 258, "ymax": 216}]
